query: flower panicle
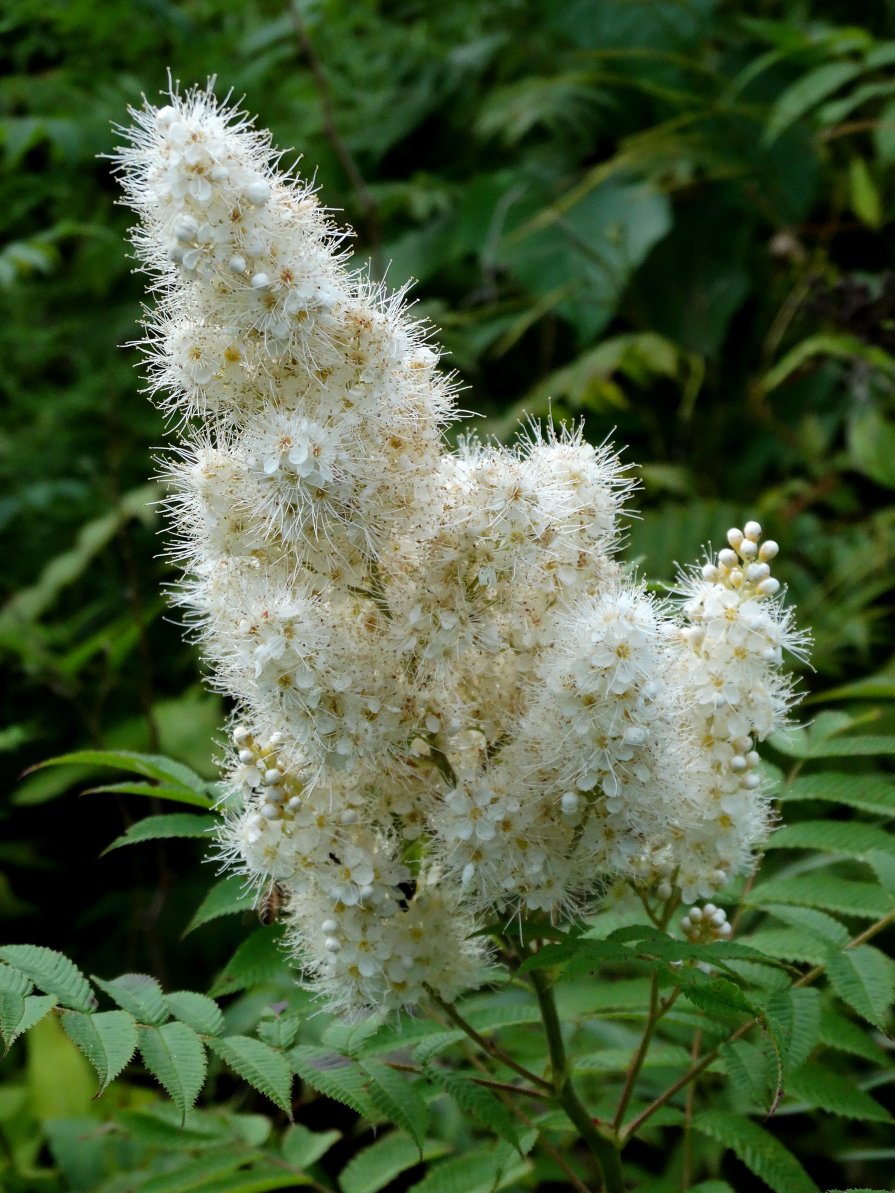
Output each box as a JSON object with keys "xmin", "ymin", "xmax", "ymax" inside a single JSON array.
[{"xmin": 117, "ymin": 85, "xmax": 809, "ymax": 1016}]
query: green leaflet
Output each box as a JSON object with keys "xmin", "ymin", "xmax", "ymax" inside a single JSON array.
[
  {"xmin": 184, "ymin": 874, "xmax": 256, "ymax": 935},
  {"xmin": 748, "ymin": 874, "xmax": 894, "ymax": 919},
  {"xmin": 94, "ymin": 972, "xmax": 169, "ymax": 1025},
  {"xmin": 763, "ymin": 988, "xmax": 821, "ymax": 1073},
  {"xmin": 817, "ymin": 1008, "xmax": 885, "ymax": 1061},
  {"xmin": 765, "ymin": 819, "xmax": 895, "ymax": 859},
  {"xmin": 5, "ymin": 993, "xmax": 56, "ymax": 1049},
  {"xmin": 322, "ymin": 1017, "xmax": 385, "ymax": 1058},
  {"xmin": 720, "ymin": 1040, "xmax": 773, "ymax": 1106},
  {"xmin": 778, "ymin": 772, "xmax": 895, "ymax": 816},
  {"xmin": 339, "ymin": 1132, "xmax": 448, "ymax": 1193},
  {"xmin": 280, "ymin": 1122, "xmax": 340, "ymax": 1171},
  {"xmin": 692, "ymin": 1110, "xmax": 819, "ymax": 1193},
  {"xmin": 826, "ymin": 945, "xmax": 895, "ymax": 1030},
  {"xmin": 31, "ymin": 748, "xmax": 211, "ymax": 798},
  {"xmin": 289, "ymin": 1045, "xmax": 376, "ymax": 1119},
  {"xmin": 407, "ymin": 1136, "xmax": 535, "ymax": 1193},
  {"xmin": 139, "ymin": 1021, "xmax": 208, "ymax": 1122},
  {"xmin": 61, "ymin": 1009, "xmax": 138, "ymax": 1095},
  {"xmin": 786, "ymin": 1061, "xmax": 891, "ymax": 1122},
  {"xmin": 165, "ymin": 990, "xmax": 225, "ymax": 1037},
  {"xmin": 208, "ymin": 1035, "xmax": 293, "ymax": 1117},
  {"xmin": 760, "ymin": 904, "xmax": 849, "ymax": 948},
  {"xmin": 0, "ymin": 944, "xmax": 94, "ymax": 1011},
  {"xmin": 425, "ymin": 1068, "xmax": 521, "ymax": 1150},
  {"xmin": 102, "ymin": 812, "xmax": 216, "ymax": 854},
  {"xmin": 359, "ymin": 1060, "xmax": 430, "ymax": 1152},
  {"xmin": 209, "ymin": 926, "xmax": 286, "ymax": 998},
  {"xmin": 763, "ymin": 61, "xmax": 865, "ymax": 144}
]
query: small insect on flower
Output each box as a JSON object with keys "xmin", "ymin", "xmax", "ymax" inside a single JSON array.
[{"xmin": 257, "ymin": 880, "xmax": 286, "ymax": 926}]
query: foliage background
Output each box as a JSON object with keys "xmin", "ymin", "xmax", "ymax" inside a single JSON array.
[{"xmin": 2, "ymin": 0, "xmax": 895, "ymax": 1189}]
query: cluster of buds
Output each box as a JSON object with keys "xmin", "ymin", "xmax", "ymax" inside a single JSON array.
[
  {"xmin": 114, "ymin": 85, "xmax": 807, "ymax": 1015},
  {"xmin": 681, "ymin": 903, "xmax": 733, "ymax": 943}
]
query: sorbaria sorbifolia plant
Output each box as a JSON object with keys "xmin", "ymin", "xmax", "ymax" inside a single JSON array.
[{"xmin": 113, "ymin": 85, "xmax": 807, "ymax": 1022}]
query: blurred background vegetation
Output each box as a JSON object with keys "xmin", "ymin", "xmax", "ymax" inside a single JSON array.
[{"xmin": 2, "ymin": 0, "xmax": 895, "ymax": 1188}]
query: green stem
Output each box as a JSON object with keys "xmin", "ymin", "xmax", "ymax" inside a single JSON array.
[
  {"xmin": 613, "ymin": 972, "xmax": 661, "ymax": 1130},
  {"xmin": 529, "ymin": 967, "xmax": 625, "ymax": 1193}
]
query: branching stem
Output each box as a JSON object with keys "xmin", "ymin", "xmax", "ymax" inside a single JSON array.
[{"xmin": 529, "ymin": 967, "xmax": 625, "ymax": 1193}]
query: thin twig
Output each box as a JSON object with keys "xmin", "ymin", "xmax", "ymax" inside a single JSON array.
[
  {"xmin": 424, "ymin": 986, "xmax": 553, "ymax": 1091},
  {"xmin": 385, "ymin": 1059, "xmax": 548, "ymax": 1101}
]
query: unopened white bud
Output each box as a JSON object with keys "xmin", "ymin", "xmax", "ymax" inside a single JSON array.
[
  {"xmin": 757, "ymin": 577, "xmax": 780, "ymax": 596},
  {"xmin": 238, "ymin": 748, "xmax": 256, "ymax": 765},
  {"xmin": 702, "ymin": 563, "xmax": 720, "ymax": 582},
  {"xmin": 727, "ymin": 528, "xmax": 744, "ymax": 550},
  {"xmin": 251, "ymin": 272, "xmax": 271, "ymax": 290},
  {"xmin": 744, "ymin": 520, "xmax": 762, "ymax": 541},
  {"xmin": 156, "ymin": 105, "xmax": 177, "ymax": 128},
  {"xmin": 739, "ymin": 539, "xmax": 758, "ymax": 560},
  {"xmin": 263, "ymin": 768, "xmax": 283, "ymax": 786},
  {"xmin": 759, "ymin": 540, "xmax": 779, "ymax": 561},
  {"xmin": 718, "ymin": 548, "xmax": 738, "ymax": 569},
  {"xmin": 261, "ymin": 803, "xmax": 280, "ymax": 820},
  {"xmin": 229, "ymin": 254, "xmax": 247, "ymax": 274},
  {"xmin": 746, "ymin": 562, "xmax": 770, "ymax": 582},
  {"xmin": 689, "ymin": 906, "xmax": 703, "ymax": 922},
  {"xmin": 322, "ymin": 919, "xmax": 338, "ymax": 934},
  {"xmin": 244, "ymin": 179, "xmax": 271, "ymax": 205},
  {"xmin": 731, "ymin": 755, "xmax": 747, "ymax": 771},
  {"xmin": 561, "ymin": 791, "xmax": 580, "ymax": 816},
  {"xmin": 324, "ymin": 937, "xmax": 341, "ymax": 953},
  {"xmin": 233, "ymin": 725, "xmax": 250, "ymax": 745},
  {"xmin": 657, "ymin": 880, "xmax": 673, "ymax": 900}
]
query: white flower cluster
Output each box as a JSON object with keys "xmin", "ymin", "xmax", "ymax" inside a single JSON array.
[{"xmin": 115, "ymin": 85, "xmax": 807, "ymax": 1015}]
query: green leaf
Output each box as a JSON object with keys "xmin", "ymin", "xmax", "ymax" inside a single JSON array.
[
  {"xmin": 165, "ymin": 990, "xmax": 225, "ymax": 1037},
  {"xmin": 787, "ymin": 1062, "xmax": 891, "ymax": 1121},
  {"xmin": 139, "ymin": 1021, "xmax": 207, "ymax": 1121},
  {"xmin": 692, "ymin": 1110, "xmax": 819, "ymax": 1192},
  {"xmin": 289, "ymin": 1046, "xmax": 376, "ymax": 1118},
  {"xmin": 826, "ymin": 946, "xmax": 895, "ymax": 1030},
  {"xmin": 761, "ymin": 905, "xmax": 849, "ymax": 949},
  {"xmin": 748, "ymin": 874, "xmax": 894, "ymax": 919},
  {"xmin": 83, "ymin": 781, "xmax": 215, "ymax": 809},
  {"xmin": 102, "ymin": 812, "xmax": 216, "ymax": 854},
  {"xmin": 407, "ymin": 1138, "xmax": 533, "ymax": 1193},
  {"xmin": 426, "ymin": 1068, "xmax": 521, "ymax": 1150},
  {"xmin": 0, "ymin": 945, "xmax": 94, "ymax": 1011},
  {"xmin": 61, "ymin": 1009, "xmax": 138, "ymax": 1095},
  {"xmin": 209, "ymin": 1034, "xmax": 293, "ymax": 1116},
  {"xmin": 94, "ymin": 972, "xmax": 169, "ymax": 1025},
  {"xmin": 31, "ymin": 749, "xmax": 211, "ymax": 800},
  {"xmin": 339, "ymin": 1131, "xmax": 447, "ymax": 1193},
  {"xmin": 720, "ymin": 1040, "xmax": 772, "ymax": 1105},
  {"xmin": 764, "ymin": 61, "xmax": 864, "ymax": 145},
  {"xmin": 322, "ymin": 1018, "xmax": 385, "ymax": 1058},
  {"xmin": 849, "ymin": 408, "xmax": 895, "ymax": 485},
  {"xmin": 745, "ymin": 929, "xmax": 828, "ymax": 966},
  {"xmin": 281, "ymin": 1122, "xmax": 340, "ymax": 1171},
  {"xmin": 184, "ymin": 875, "xmax": 257, "ymax": 935},
  {"xmin": 257, "ymin": 1009, "xmax": 302, "ymax": 1050},
  {"xmin": 209, "ymin": 926, "xmax": 285, "ymax": 998},
  {"xmin": 681, "ymin": 976, "xmax": 756, "ymax": 1023},
  {"xmin": 7, "ymin": 994, "xmax": 56, "ymax": 1047},
  {"xmin": 0, "ymin": 963, "xmax": 32, "ymax": 1050},
  {"xmin": 818, "ymin": 1008, "xmax": 885, "ymax": 1061},
  {"xmin": 765, "ymin": 820, "xmax": 895, "ymax": 860},
  {"xmin": 763, "ymin": 988, "xmax": 821, "ymax": 1073},
  {"xmin": 777, "ymin": 772, "xmax": 895, "ymax": 816},
  {"xmin": 359, "ymin": 1060, "xmax": 429, "ymax": 1152}
]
